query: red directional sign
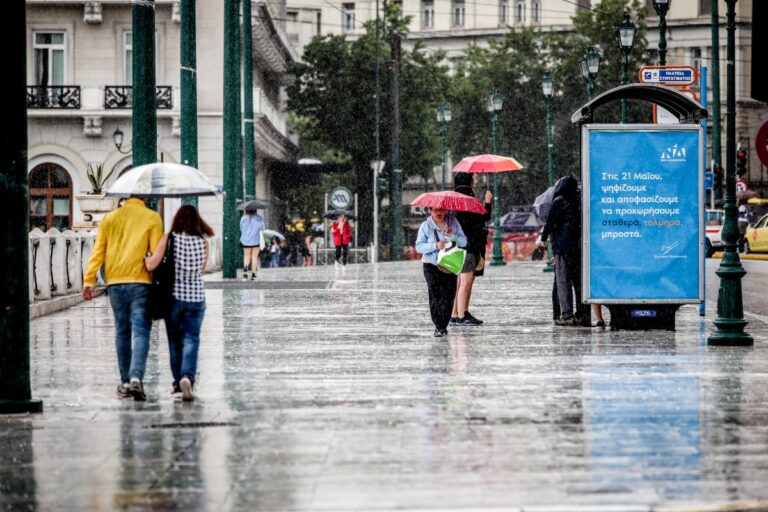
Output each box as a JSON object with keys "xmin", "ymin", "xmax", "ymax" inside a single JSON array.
[{"xmin": 756, "ymin": 119, "xmax": 768, "ymax": 167}]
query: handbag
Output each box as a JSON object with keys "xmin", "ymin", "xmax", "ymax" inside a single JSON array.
[
  {"xmin": 258, "ymin": 228, "xmax": 266, "ymax": 251},
  {"xmin": 150, "ymin": 233, "xmax": 175, "ymax": 320},
  {"xmin": 434, "ymin": 229, "xmax": 466, "ymax": 275}
]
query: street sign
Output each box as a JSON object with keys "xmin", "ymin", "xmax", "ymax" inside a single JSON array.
[
  {"xmin": 704, "ymin": 171, "xmax": 714, "ymax": 190},
  {"xmin": 329, "ymin": 186, "xmax": 353, "ymax": 209},
  {"xmin": 583, "ymin": 124, "xmax": 704, "ymax": 303},
  {"xmin": 756, "ymin": 120, "xmax": 768, "ymax": 167},
  {"xmin": 736, "ymin": 179, "xmax": 748, "ymax": 193},
  {"xmin": 639, "ymin": 65, "xmax": 697, "ymax": 86}
]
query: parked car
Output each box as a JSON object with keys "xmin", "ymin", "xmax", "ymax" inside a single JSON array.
[
  {"xmin": 705, "ymin": 209, "xmax": 724, "ymax": 257},
  {"xmin": 745, "ymin": 213, "xmax": 768, "ymax": 253}
]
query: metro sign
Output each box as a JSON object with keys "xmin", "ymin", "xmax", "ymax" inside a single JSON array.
[{"xmin": 639, "ymin": 65, "xmax": 697, "ymax": 86}]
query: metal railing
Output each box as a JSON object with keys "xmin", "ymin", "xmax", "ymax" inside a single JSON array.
[
  {"xmin": 104, "ymin": 85, "xmax": 173, "ymax": 109},
  {"xmin": 26, "ymin": 85, "xmax": 81, "ymax": 109}
]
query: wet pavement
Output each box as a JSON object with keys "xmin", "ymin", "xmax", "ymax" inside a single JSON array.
[{"xmin": 2, "ymin": 259, "xmax": 768, "ymax": 511}]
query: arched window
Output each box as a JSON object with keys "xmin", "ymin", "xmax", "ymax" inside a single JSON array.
[{"xmin": 29, "ymin": 163, "xmax": 72, "ymax": 231}]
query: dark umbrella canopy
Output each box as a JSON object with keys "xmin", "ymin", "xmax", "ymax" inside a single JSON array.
[{"xmin": 325, "ymin": 209, "xmax": 356, "ymax": 220}]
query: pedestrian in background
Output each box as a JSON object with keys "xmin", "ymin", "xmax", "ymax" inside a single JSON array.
[
  {"xmin": 332, "ymin": 213, "xmax": 352, "ymax": 267},
  {"xmin": 82, "ymin": 196, "xmax": 163, "ymax": 401},
  {"xmin": 540, "ymin": 176, "xmax": 584, "ymax": 326},
  {"xmin": 145, "ymin": 205, "xmax": 213, "ymax": 402},
  {"xmin": 415, "ymin": 207, "xmax": 467, "ymax": 337},
  {"xmin": 301, "ymin": 234, "xmax": 313, "ymax": 266},
  {"xmin": 239, "ymin": 208, "xmax": 265, "ymax": 281},
  {"xmin": 269, "ymin": 237, "xmax": 281, "ymax": 268},
  {"xmin": 450, "ymin": 172, "xmax": 492, "ymax": 326}
]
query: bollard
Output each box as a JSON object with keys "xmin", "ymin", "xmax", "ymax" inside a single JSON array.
[
  {"xmin": 62, "ymin": 230, "xmax": 83, "ymax": 293},
  {"xmin": 29, "ymin": 228, "xmax": 52, "ymax": 300}
]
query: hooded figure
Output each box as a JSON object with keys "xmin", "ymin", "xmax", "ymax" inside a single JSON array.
[
  {"xmin": 540, "ymin": 175, "xmax": 583, "ymax": 325},
  {"xmin": 453, "ymin": 172, "xmax": 492, "ymax": 259}
]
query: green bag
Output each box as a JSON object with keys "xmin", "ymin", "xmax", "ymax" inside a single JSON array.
[
  {"xmin": 433, "ymin": 228, "xmax": 466, "ymax": 274},
  {"xmin": 437, "ymin": 245, "xmax": 466, "ymax": 274}
]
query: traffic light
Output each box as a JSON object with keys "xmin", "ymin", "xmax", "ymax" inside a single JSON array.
[{"xmin": 736, "ymin": 147, "xmax": 748, "ymax": 177}]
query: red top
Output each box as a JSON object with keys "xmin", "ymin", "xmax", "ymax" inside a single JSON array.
[{"xmin": 332, "ymin": 220, "xmax": 352, "ymax": 246}]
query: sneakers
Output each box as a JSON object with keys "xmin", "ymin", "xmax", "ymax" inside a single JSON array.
[
  {"xmin": 171, "ymin": 386, "xmax": 183, "ymax": 401},
  {"xmin": 555, "ymin": 317, "xmax": 577, "ymax": 327},
  {"xmin": 250, "ymin": 271, "xmax": 257, "ymax": 281},
  {"xmin": 116, "ymin": 383, "xmax": 132, "ymax": 399},
  {"xmin": 457, "ymin": 316, "xmax": 481, "ymax": 326},
  {"xmin": 449, "ymin": 317, "xmax": 460, "ymax": 325},
  {"xmin": 596, "ymin": 320, "xmax": 606, "ymax": 328},
  {"xmin": 433, "ymin": 328, "xmax": 448, "ymax": 337},
  {"xmin": 180, "ymin": 376, "xmax": 194, "ymax": 402},
  {"xmin": 464, "ymin": 311, "xmax": 483, "ymax": 325},
  {"xmin": 242, "ymin": 269, "xmax": 249, "ymax": 281},
  {"xmin": 128, "ymin": 378, "xmax": 147, "ymax": 401}
]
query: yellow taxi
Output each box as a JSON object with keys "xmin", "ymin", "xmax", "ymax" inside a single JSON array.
[{"xmin": 745, "ymin": 213, "xmax": 768, "ymax": 253}]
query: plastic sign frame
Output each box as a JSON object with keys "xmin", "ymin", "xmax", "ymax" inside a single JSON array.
[{"xmin": 582, "ymin": 124, "xmax": 704, "ymax": 304}]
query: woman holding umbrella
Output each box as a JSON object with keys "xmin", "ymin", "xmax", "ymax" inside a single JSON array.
[
  {"xmin": 239, "ymin": 206, "xmax": 265, "ymax": 280},
  {"xmin": 331, "ymin": 213, "xmax": 353, "ymax": 267},
  {"xmin": 450, "ymin": 172, "xmax": 492, "ymax": 326}
]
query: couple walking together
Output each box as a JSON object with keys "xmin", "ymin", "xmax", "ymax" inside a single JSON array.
[
  {"xmin": 416, "ymin": 172, "xmax": 492, "ymax": 337},
  {"xmin": 83, "ymin": 199, "xmax": 212, "ymax": 402}
]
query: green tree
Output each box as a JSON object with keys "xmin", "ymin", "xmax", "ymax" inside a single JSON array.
[{"xmin": 287, "ymin": 3, "xmax": 450, "ymax": 248}]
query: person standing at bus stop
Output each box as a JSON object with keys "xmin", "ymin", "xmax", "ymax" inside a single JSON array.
[
  {"xmin": 82, "ymin": 196, "xmax": 164, "ymax": 401},
  {"xmin": 540, "ymin": 176, "xmax": 584, "ymax": 326},
  {"xmin": 332, "ymin": 213, "xmax": 353, "ymax": 267}
]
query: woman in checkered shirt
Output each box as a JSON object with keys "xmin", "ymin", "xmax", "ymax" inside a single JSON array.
[{"xmin": 145, "ymin": 205, "xmax": 213, "ymax": 402}]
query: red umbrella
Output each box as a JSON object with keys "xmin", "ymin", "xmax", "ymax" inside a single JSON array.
[
  {"xmin": 411, "ymin": 191, "xmax": 486, "ymax": 214},
  {"xmin": 452, "ymin": 154, "xmax": 524, "ymax": 173}
]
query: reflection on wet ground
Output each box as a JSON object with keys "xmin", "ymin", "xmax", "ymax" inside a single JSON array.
[{"xmin": 1, "ymin": 260, "xmax": 767, "ymax": 510}]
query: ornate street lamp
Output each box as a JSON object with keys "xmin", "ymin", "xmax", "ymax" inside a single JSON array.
[
  {"xmin": 435, "ymin": 103, "xmax": 452, "ymax": 191},
  {"xmin": 541, "ymin": 74, "xmax": 555, "ymax": 273},
  {"xmin": 112, "ymin": 127, "xmax": 131, "ymax": 154},
  {"xmin": 580, "ymin": 46, "xmax": 600, "ymax": 101},
  {"xmin": 485, "ymin": 89, "xmax": 505, "ymax": 266},
  {"xmin": 616, "ymin": 12, "xmax": 636, "ymax": 123},
  {"xmin": 652, "ymin": 0, "xmax": 671, "ymax": 66}
]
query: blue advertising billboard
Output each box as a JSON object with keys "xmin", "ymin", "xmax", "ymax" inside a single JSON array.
[{"xmin": 583, "ymin": 125, "xmax": 703, "ymax": 303}]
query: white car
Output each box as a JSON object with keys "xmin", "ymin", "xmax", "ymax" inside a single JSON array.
[{"xmin": 705, "ymin": 209, "xmax": 724, "ymax": 257}]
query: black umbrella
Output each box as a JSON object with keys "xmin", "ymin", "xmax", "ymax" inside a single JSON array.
[
  {"xmin": 325, "ymin": 209, "xmax": 356, "ymax": 220},
  {"xmin": 236, "ymin": 199, "xmax": 271, "ymax": 212}
]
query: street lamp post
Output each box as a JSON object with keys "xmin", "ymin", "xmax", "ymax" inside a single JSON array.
[
  {"xmin": 708, "ymin": 0, "xmax": 752, "ymax": 346},
  {"xmin": 616, "ymin": 12, "xmax": 636, "ymax": 123},
  {"xmin": 580, "ymin": 46, "xmax": 600, "ymax": 102},
  {"xmin": 541, "ymin": 74, "xmax": 555, "ymax": 273},
  {"xmin": 652, "ymin": 0, "xmax": 671, "ymax": 66},
  {"xmin": 436, "ymin": 103, "xmax": 452, "ymax": 190},
  {"xmin": 486, "ymin": 90, "xmax": 505, "ymax": 266}
]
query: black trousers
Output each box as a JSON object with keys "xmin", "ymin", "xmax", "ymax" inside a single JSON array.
[
  {"xmin": 423, "ymin": 263, "xmax": 458, "ymax": 330},
  {"xmin": 335, "ymin": 244, "xmax": 349, "ymax": 264}
]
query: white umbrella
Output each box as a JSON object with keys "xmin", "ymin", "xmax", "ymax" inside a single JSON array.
[
  {"xmin": 262, "ymin": 229, "xmax": 285, "ymax": 240},
  {"xmin": 106, "ymin": 162, "xmax": 219, "ymax": 198}
]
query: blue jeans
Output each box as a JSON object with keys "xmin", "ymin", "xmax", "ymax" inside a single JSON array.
[
  {"xmin": 108, "ymin": 284, "xmax": 152, "ymax": 383},
  {"xmin": 165, "ymin": 299, "xmax": 206, "ymax": 389}
]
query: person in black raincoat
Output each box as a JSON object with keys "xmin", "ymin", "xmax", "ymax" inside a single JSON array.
[
  {"xmin": 540, "ymin": 175, "xmax": 585, "ymax": 325},
  {"xmin": 450, "ymin": 172, "xmax": 492, "ymax": 326}
]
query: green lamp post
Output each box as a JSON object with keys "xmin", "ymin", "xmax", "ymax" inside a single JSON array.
[
  {"xmin": 580, "ymin": 46, "xmax": 600, "ymax": 101},
  {"xmin": 708, "ymin": 0, "xmax": 752, "ymax": 346},
  {"xmin": 652, "ymin": 0, "xmax": 671, "ymax": 66},
  {"xmin": 541, "ymin": 74, "xmax": 555, "ymax": 273},
  {"xmin": 486, "ymin": 90, "xmax": 505, "ymax": 266},
  {"xmin": 436, "ymin": 103, "xmax": 452, "ymax": 191},
  {"xmin": 616, "ymin": 12, "xmax": 636, "ymax": 123}
]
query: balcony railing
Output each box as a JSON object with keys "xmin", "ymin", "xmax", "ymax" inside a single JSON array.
[
  {"xmin": 104, "ymin": 85, "xmax": 173, "ymax": 109},
  {"xmin": 26, "ymin": 86, "xmax": 81, "ymax": 109}
]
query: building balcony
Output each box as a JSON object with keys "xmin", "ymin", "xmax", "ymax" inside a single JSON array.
[
  {"xmin": 104, "ymin": 86, "xmax": 173, "ymax": 109},
  {"xmin": 26, "ymin": 86, "xmax": 82, "ymax": 109}
]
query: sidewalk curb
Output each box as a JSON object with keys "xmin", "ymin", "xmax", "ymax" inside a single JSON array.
[
  {"xmin": 30, "ymin": 287, "xmax": 106, "ymax": 319},
  {"xmin": 712, "ymin": 251, "xmax": 768, "ymax": 261}
]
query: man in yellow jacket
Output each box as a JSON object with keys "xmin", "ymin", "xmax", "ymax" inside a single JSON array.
[{"xmin": 83, "ymin": 197, "xmax": 163, "ymax": 401}]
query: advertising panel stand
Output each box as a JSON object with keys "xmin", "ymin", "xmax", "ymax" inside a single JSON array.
[{"xmin": 572, "ymin": 84, "xmax": 708, "ymax": 330}]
